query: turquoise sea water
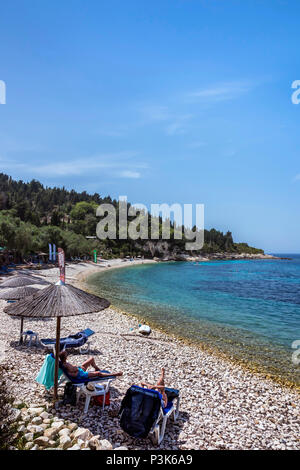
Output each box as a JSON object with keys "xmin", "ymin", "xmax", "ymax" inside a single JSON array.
[{"xmin": 87, "ymin": 256, "xmax": 300, "ymax": 386}]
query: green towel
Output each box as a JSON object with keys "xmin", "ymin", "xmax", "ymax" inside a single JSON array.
[{"xmin": 36, "ymin": 354, "xmax": 63, "ymax": 390}]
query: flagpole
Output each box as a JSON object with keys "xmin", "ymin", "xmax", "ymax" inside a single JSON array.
[
  {"xmin": 54, "ymin": 247, "xmax": 66, "ymax": 402},
  {"xmin": 53, "ymin": 316, "xmax": 61, "ymax": 402}
]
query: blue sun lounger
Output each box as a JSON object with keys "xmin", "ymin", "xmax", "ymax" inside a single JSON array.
[
  {"xmin": 58, "ymin": 360, "xmax": 117, "ymax": 385},
  {"xmin": 40, "ymin": 328, "xmax": 95, "ymax": 354},
  {"xmin": 119, "ymin": 385, "xmax": 180, "ymax": 445},
  {"xmin": 36, "ymin": 353, "xmax": 117, "ymax": 413},
  {"xmin": 57, "ymin": 355, "xmax": 117, "ymax": 413},
  {"xmin": 0, "ymin": 266, "xmax": 12, "ymax": 275}
]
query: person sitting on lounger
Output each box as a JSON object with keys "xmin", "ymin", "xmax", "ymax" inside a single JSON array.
[
  {"xmin": 141, "ymin": 368, "xmax": 168, "ymax": 407},
  {"xmin": 59, "ymin": 350, "xmax": 123, "ymax": 381}
]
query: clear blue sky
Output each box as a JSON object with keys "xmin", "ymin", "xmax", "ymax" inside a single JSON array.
[{"xmin": 0, "ymin": 0, "xmax": 299, "ymax": 252}]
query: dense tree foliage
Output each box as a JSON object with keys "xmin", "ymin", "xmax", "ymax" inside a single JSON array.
[{"xmin": 0, "ymin": 173, "xmax": 263, "ymax": 260}]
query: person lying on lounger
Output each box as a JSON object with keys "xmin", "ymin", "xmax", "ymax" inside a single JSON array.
[
  {"xmin": 59, "ymin": 350, "xmax": 123, "ymax": 381},
  {"xmin": 141, "ymin": 368, "xmax": 168, "ymax": 407}
]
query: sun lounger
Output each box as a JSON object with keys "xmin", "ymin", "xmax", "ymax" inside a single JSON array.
[
  {"xmin": 40, "ymin": 328, "xmax": 95, "ymax": 354},
  {"xmin": 119, "ymin": 385, "xmax": 180, "ymax": 445},
  {"xmin": 0, "ymin": 266, "xmax": 12, "ymax": 275},
  {"xmin": 58, "ymin": 355, "xmax": 117, "ymax": 413},
  {"xmin": 58, "ymin": 361, "xmax": 117, "ymax": 385},
  {"xmin": 36, "ymin": 353, "xmax": 116, "ymax": 413}
]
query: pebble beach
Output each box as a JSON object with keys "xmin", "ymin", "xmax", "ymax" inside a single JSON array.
[{"xmin": 0, "ymin": 260, "xmax": 299, "ymax": 450}]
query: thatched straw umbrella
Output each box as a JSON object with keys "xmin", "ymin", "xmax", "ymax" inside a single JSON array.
[
  {"xmin": 0, "ymin": 285, "xmax": 45, "ymax": 344},
  {"xmin": 0, "ymin": 286, "xmax": 39, "ymax": 300},
  {"xmin": 4, "ymin": 283, "xmax": 110, "ymax": 400},
  {"xmin": 0, "ymin": 276, "xmax": 50, "ymax": 342},
  {"xmin": 0, "ymin": 275, "xmax": 50, "ymax": 288}
]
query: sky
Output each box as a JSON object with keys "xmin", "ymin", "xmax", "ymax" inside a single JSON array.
[{"xmin": 0, "ymin": 0, "xmax": 300, "ymax": 252}]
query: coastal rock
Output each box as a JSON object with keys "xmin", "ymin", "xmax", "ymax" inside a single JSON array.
[
  {"xmin": 11, "ymin": 409, "xmax": 22, "ymax": 421},
  {"xmin": 76, "ymin": 439, "xmax": 86, "ymax": 449},
  {"xmin": 32, "ymin": 416, "xmax": 43, "ymax": 425},
  {"xmin": 24, "ymin": 432, "xmax": 34, "ymax": 442},
  {"xmin": 30, "ymin": 425, "xmax": 44, "ymax": 436},
  {"xmin": 24, "ymin": 442, "xmax": 34, "ymax": 450},
  {"xmin": 98, "ymin": 439, "xmax": 113, "ymax": 450},
  {"xmin": 59, "ymin": 435, "xmax": 72, "ymax": 450},
  {"xmin": 88, "ymin": 436, "xmax": 101, "ymax": 450},
  {"xmin": 34, "ymin": 436, "xmax": 50, "ymax": 448},
  {"xmin": 44, "ymin": 427, "xmax": 58, "ymax": 440},
  {"xmin": 68, "ymin": 423, "xmax": 78, "ymax": 432},
  {"xmin": 59, "ymin": 428, "xmax": 71, "ymax": 437},
  {"xmin": 22, "ymin": 414, "xmax": 31, "ymax": 425},
  {"xmin": 72, "ymin": 427, "xmax": 92, "ymax": 442},
  {"xmin": 27, "ymin": 407, "xmax": 44, "ymax": 417},
  {"xmin": 51, "ymin": 421, "xmax": 65, "ymax": 433},
  {"xmin": 13, "ymin": 400, "xmax": 26, "ymax": 409}
]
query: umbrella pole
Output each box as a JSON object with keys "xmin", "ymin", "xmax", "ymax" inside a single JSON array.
[
  {"xmin": 54, "ymin": 317, "xmax": 61, "ymax": 402},
  {"xmin": 19, "ymin": 317, "xmax": 24, "ymax": 344}
]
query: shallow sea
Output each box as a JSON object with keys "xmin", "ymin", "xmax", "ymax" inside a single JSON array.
[{"xmin": 87, "ymin": 255, "xmax": 300, "ymax": 386}]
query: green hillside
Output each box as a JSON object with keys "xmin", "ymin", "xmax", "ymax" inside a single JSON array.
[{"xmin": 0, "ymin": 173, "xmax": 263, "ymax": 260}]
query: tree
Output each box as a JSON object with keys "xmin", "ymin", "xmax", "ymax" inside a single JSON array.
[{"xmin": 70, "ymin": 201, "xmax": 98, "ymax": 221}]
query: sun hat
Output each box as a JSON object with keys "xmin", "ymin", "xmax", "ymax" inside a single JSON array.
[{"xmin": 86, "ymin": 383, "xmax": 95, "ymax": 391}]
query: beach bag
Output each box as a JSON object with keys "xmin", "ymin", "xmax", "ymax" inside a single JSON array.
[
  {"xmin": 93, "ymin": 391, "xmax": 110, "ymax": 407},
  {"xmin": 119, "ymin": 386, "xmax": 161, "ymax": 438},
  {"xmin": 62, "ymin": 382, "xmax": 77, "ymax": 406}
]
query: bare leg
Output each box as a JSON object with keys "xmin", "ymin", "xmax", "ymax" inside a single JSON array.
[
  {"xmin": 141, "ymin": 368, "xmax": 166, "ymax": 389},
  {"xmin": 81, "ymin": 356, "xmax": 100, "ymax": 371},
  {"xmin": 141, "ymin": 369, "xmax": 168, "ymax": 406},
  {"xmin": 81, "ymin": 357, "xmax": 123, "ymax": 377},
  {"xmin": 157, "ymin": 368, "xmax": 167, "ymax": 407},
  {"xmin": 88, "ymin": 370, "xmax": 123, "ymax": 378},
  {"xmin": 156, "ymin": 368, "xmax": 165, "ymax": 387}
]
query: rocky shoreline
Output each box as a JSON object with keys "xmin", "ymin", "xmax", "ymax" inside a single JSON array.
[
  {"xmin": 0, "ymin": 262, "xmax": 299, "ymax": 450},
  {"xmin": 7, "ymin": 401, "xmax": 120, "ymax": 451},
  {"xmin": 157, "ymin": 252, "xmax": 282, "ymax": 262}
]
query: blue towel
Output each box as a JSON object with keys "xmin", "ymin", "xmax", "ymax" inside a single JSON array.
[{"xmin": 36, "ymin": 354, "xmax": 63, "ymax": 390}]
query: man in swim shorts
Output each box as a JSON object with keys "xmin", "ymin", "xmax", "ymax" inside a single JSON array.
[{"xmin": 59, "ymin": 350, "xmax": 123, "ymax": 380}]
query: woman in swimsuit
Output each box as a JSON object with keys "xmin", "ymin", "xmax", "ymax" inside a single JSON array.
[{"xmin": 141, "ymin": 368, "xmax": 168, "ymax": 407}]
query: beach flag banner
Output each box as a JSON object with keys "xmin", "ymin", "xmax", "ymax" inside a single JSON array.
[
  {"xmin": 53, "ymin": 244, "xmax": 56, "ymax": 262},
  {"xmin": 93, "ymin": 249, "xmax": 97, "ymax": 263},
  {"xmin": 58, "ymin": 248, "xmax": 65, "ymax": 283},
  {"xmin": 49, "ymin": 243, "xmax": 52, "ymax": 261}
]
